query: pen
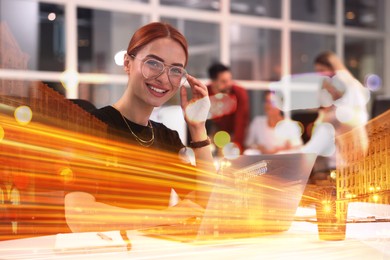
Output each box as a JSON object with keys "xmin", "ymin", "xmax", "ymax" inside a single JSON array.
[
  {"xmin": 97, "ymin": 232, "xmax": 113, "ymax": 241},
  {"xmin": 120, "ymin": 230, "xmax": 132, "ymax": 251}
]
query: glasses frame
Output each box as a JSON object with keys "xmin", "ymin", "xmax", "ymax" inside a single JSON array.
[{"xmin": 129, "ymin": 54, "xmax": 188, "ymax": 88}]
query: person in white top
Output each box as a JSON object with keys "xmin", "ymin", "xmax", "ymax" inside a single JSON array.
[
  {"xmin": 301, "ymin": 51, "xmax": 369, "ymax": 178},
  {"xmin": 244, "ymin": 91, "xmax": 302, "ymax": 155}
]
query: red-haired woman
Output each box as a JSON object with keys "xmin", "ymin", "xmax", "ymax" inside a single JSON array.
[{"xmin": 65, "ymin": 22, "xmax": 214, "ymax": 232}]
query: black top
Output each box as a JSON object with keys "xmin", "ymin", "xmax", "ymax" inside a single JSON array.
[
  {"xmin": 73, "ymin": 106, "xmax": 196, "ymax": 210},
  {"xmin": 93, "ymin": 106, "xmax": 185, "ymax": 154}
]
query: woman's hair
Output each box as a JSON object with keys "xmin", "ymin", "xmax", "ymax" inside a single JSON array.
[
  {"xmin": 314, "ymin": 50, "xmax": 335, "ymax": 70},
  {"xmin": 127, "ymin": 22, "xmax": 188, "ymax": 66}
]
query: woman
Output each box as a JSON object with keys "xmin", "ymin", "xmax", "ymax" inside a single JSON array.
[
  {"xmin": 301, "ymin": 51, "xmax": 369, "ymax": 180},
  {"xmin": 65, "ymin": 22, "xmax": 214, "ymax": 232},
  {"xmin": 244, "ymin": 91, "xmax": 302, "ymax": 155}
]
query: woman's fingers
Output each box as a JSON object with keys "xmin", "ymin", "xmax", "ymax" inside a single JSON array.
[
  {"xmin": 181, "ymin": 75, "xmax": 210, "ymax": 123},
  {"xmin": 186, "ymin": 75, "xmax": 208, "ymax": 98},
  {"xmin": 180, "ymin": 85, "xmax": 188, "ymax": 109}
]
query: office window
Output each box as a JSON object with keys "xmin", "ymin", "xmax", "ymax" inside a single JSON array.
[
  {"xmin": 0, "ymin": 0, "xmax": 388, "ymax": 99},
  {"xmin": 291, "ymin": 0, "xmax": 335, "ymax": 24},
  {"xmin": 77, "ymin": 8, "xmax": 149, "ymax": 74},
  {"xmin": 161, "ymin": 18, "xmax": 220, "ymax": 79},
  {"xmin": 230, "ymin": 24, "xmax": 281, "ymax": 81},
  {"xmin": 79, "ymin": 83, "xmax": 126, "ymax": 109},
  {"xmin": 160, "ymin": 0, "xmax": 220, "ymax": 11},
  {"xmin": 230, "ymin": 0, "xmax": 281, "ymax": 18},
  {"xmin": 291, "ymin": 32, "xmax": 335, "ymax": 75},
  {"xmin": 344, "ymin": 0, "xmax": 385, "ymax": 30},
  {"xmin": 0, "ymin": 0, "xmax": 65, "ymax": 71},
  {"xmin": 344, "ymin": 37, "xmax": 384, "ymax": 85}
]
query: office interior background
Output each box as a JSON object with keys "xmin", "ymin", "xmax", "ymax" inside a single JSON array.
[{"xmin": 0, "ymin": 0, "xmax": 389, "ymax": 119}]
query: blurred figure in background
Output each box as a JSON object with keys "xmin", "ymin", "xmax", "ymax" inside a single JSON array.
[
  {"xmin": 244, "ymin": 91, "xmax": 302, "ymax": 155},
  {"xmin": 301, "ymin": 51, "xmax": 370, "ymax": 181},
  {"xmin": 206, "ymin": 63, "xmax": 249, "ymax": 154}
]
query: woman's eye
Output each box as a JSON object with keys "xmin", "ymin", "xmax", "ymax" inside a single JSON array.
[
  {"xmin": 170, "ymin": 67, "xmax": 183, "ymax": 76},
  {"xmin": 146, "ymin": 60, "xmax": 162, "ymax": 69}
]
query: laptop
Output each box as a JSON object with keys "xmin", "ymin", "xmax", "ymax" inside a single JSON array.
[{"xmin": 140, "ymin": 153, "xmax": 317, "ymax": 243}]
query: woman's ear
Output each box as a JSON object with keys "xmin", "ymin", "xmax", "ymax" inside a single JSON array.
[{"xmin": 124, "ymin": 53, "xmax": 131, "ymax": 73}]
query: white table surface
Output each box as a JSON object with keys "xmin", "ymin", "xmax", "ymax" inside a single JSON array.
[
  {"xmin": 1, "ymin": 204, "xmax": 390, "ymax": 260},
  {"xmin": 0, "ymin": 220, "xmax": 389, "ymax": 260}
]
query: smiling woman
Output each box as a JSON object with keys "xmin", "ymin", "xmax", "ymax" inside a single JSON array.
[{"xmin": 64, "ymin": 22, "xmax": 215, "ymax": 233}]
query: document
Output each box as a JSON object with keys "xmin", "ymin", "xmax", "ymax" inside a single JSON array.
[{"xmin": 54, "ymin": 230, "xmax": 129, "ymax": 253}]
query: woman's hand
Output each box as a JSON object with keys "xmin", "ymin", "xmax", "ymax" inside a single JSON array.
[{"xmin": 180, "ymin": 75, "xmax": 210, "ymax": 129}]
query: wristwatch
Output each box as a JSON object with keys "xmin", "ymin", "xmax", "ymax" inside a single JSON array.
[{"xmin": 189, "ymin": 137, "xmax": 211, "ymax": 149}]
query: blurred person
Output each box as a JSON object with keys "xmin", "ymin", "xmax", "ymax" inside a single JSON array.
[
  {"xmin": 65, "ymin": 22, "xmax": 214, "ymax": 232},
  {"xmin": 206, "ymin": 63, "xmax": 250, "ymax": 153},
  {"xmin": 300, "ymin": 51, "xmax": 370, "ymax": 180},
  {"xmin": 244, "ymin": 91, "xmax": 302, "ymax": 155}
]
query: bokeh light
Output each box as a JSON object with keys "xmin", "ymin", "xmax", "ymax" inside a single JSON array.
[
  {"xmin": 323, "ymin": 204, "xmax": 332, "ymax": 213},
  {"xmin": 114, "ymin": 50, "xmax": 127, "ymax": 66},
  {"xmin": 330, "ymin": 170, "xmax": 337, "ymax": 180},
  {"xmin": 60, "ymin": 70, "xmax": 79, "ymax": 92},
  {"xmin": 208, "ymin": 94, "xmax": 237, "ymax": 119},
  {"xmin": 335, "ymin": 106, "xmax": 354, "ymax": 123},
  {"xmin": 319, "ymin": 88, "xmax": 334, "ymax": 107},
  {"xmin": 214, "ymin": 131, "xmax": 231, "ymax": 148},
  {"xmin": 48, "ymin": 12, "xmax": 56, "ymax": 21},
  {"xmin": 274, "ymin": 119, "xmax": 302, "ymax": 141},
  {"xmin": 222, "ymin": 142, "xmax": 240, "ymax": 160},
  {"xmin": 365, "ymin": 74, "xmax": 382, "ymax": 92},
  {"xmin": 184, "ymin": 96, "xmax": 211, "ymax": 123},
  {"xmin": 372, "ymin": 194, "xmax": 379, "ymax": 203},
  {"xmin": 178, "ymin": 147, "xmax": 195, "ymax": 165},
  {"xmin": 14, "ymin": 106, "xmax": 33, "ymax": 125}
]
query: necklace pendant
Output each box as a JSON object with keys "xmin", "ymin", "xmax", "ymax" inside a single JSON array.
[{"xmin": 115, "ymin": 107, "xmax": 155, "ymax": 147}]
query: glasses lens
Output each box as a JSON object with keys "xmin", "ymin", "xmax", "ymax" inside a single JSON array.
[
  {"xmin": 168, "ymin": 67, "xmax": 187, "ymax": 87},
  {"xmin": 142, "ymin": 58, "xmax": 187, "ymax": 87},
  {"xmin": 142, "ymin": 59, "xmax": 164, "ymax": 79}
]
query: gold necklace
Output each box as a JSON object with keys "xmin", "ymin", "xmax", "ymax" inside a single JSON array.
[{"xmin": 113, "ymin": 106, "xmax": 155, "ymax": 147}]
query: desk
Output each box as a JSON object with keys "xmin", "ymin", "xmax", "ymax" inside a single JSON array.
[{"xmin": 0, "ymin": 220, "xmax": 389, "ymax": 260}]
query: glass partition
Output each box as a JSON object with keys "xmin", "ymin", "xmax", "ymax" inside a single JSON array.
[{"xmin": 0, "ymin": 0, "xmax": 65, "ymax": 71}]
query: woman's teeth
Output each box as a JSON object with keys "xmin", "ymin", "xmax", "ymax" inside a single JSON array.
[{"xmin": 148, "ymin": 85, "xmax": 167, "ymax": 94}]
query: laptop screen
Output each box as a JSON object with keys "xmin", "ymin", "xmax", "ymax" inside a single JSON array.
[{"xmin": 195, "ymin": 153, "xmax": 317, "ymax": 241}]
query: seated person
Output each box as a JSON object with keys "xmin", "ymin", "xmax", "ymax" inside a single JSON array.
[
  {"xmin": 206, "ymin": 63, "xmax": 250, "ymax": 153},
  {"xmin": 64, "ymin": 22, "xmax": 214, "ymax": 232},
  {"xmin": 244, "ymin": 91, "xmax": 302, "ymax": 155}
]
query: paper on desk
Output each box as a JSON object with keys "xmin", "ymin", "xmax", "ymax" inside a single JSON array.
[{"xmin": 54, "ymin": 230, "xmax": 127, "ymax": 254}]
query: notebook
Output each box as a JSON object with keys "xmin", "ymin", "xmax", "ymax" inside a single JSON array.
[{"xmin": 140, "ymin": 153, "xmax": 317, "ymax": 243}]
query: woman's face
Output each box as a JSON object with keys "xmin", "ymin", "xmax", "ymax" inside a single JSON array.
[
  {"xmin": 126, "ymin": 38, "xmax": 187, "ymax": 108},
  {"xmin": 264, "ymin": 92, "xmax": 281, "ymax": 117},
  {"xmin": 314, "ymin": 63, "xmax": 334, "ymax": 75}
]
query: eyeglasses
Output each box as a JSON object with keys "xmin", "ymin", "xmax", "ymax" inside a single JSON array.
[{"xmin": 130, "ymin": 54, "xmax": 187, "ymax": 88}]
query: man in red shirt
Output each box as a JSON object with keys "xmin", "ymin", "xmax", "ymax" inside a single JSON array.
[{"xmin": 206, "ymin": 63, "xmax": 250, "ymax": 153}]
